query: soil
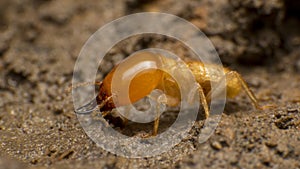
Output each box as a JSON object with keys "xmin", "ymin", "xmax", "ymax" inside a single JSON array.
[{"xmin": 0, "ymin": 0, "xmax": 300, "ymax": 169}]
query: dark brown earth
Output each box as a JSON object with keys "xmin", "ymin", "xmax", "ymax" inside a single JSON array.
[{"xmin": 0, "ymin": 0, "xmax": 300, "ymax": 168}]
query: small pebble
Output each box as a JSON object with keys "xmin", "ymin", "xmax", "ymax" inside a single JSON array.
[
  {"xmin": 287, "ymin": 108, "xmax": 298, "ymax": 114},
  {"xmin": 53, "ymin": 107, "xmax": 64, "ymax": 115},
  {"xmin": 211, "ymin": 141, "xmax": 222, "ymax": 150},
  {"xmin": 265, "ymin": 140, "xmax": 277, "ymax": 148}
]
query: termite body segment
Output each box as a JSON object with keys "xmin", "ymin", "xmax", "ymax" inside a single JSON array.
[{"xmin": 77, "ymin": 51, "xmax": 262, "ymax": 136}]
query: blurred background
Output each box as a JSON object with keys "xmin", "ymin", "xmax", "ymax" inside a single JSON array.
[{"xmin": 0, "ymin": 0, "xmax": 299, "ymax": 169}]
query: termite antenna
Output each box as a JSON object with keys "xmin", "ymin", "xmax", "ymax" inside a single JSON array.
[{"xmin": 65, "ymin": 81, "xmax": 102, "ymax": 93}]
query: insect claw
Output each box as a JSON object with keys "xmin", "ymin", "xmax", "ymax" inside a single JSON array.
[{"xmin": 75, "ymin": 98, "xmax": 98, "ymax": 114}]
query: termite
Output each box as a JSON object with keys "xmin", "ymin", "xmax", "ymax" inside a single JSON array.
[{"xmin": 75, "ymin": 51, "xmax": 267, "ymax": 136}]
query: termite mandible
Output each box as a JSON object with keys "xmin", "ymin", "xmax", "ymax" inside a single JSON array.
[{"xmin": 74, "ymin": 51, "xmax": 267, "ymax": 136}]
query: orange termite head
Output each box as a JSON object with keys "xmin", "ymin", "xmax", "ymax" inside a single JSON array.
[{"xmin": 96, "ymin": 51, "xmax": 164, "ymax": 112}]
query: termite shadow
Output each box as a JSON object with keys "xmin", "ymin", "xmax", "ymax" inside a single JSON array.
[
  {"xmin": 114, "ymin": 110, "xmax": 179, "ymax": 137},
  {"xmin": 107, "ymin": 107, "xmax": 209, "ymax": 137},
  {"xmin": 223, "ymin": 99, "xmax": 252, "ymax": 115}
]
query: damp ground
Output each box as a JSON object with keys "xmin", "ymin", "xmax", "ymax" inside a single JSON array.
[{"xmin": 0, "ymin": 0, "xmax": 300, "ymax": 168}]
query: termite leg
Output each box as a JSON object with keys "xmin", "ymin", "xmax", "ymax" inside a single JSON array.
[
  {"xmin": 102, "ymin": 111, "xmax": 110, "ymax": 117},
  {"xmin": 121, "ymin": 111, "xmax": 129, "ymax": 126},
  {"xmin": 226, "ymin": 71, "xmax": 267, "ymax": 110},
  {"xmin": 197, "ymin": 84, "xmax": 210, "ymax": 118},
  {"xmin": 188, "ymin": 83, "xmax": 210, "ymax": 118},
  {"xmin": 152, "ymin": 104, "xmax": 161, "ymax": 136}
]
